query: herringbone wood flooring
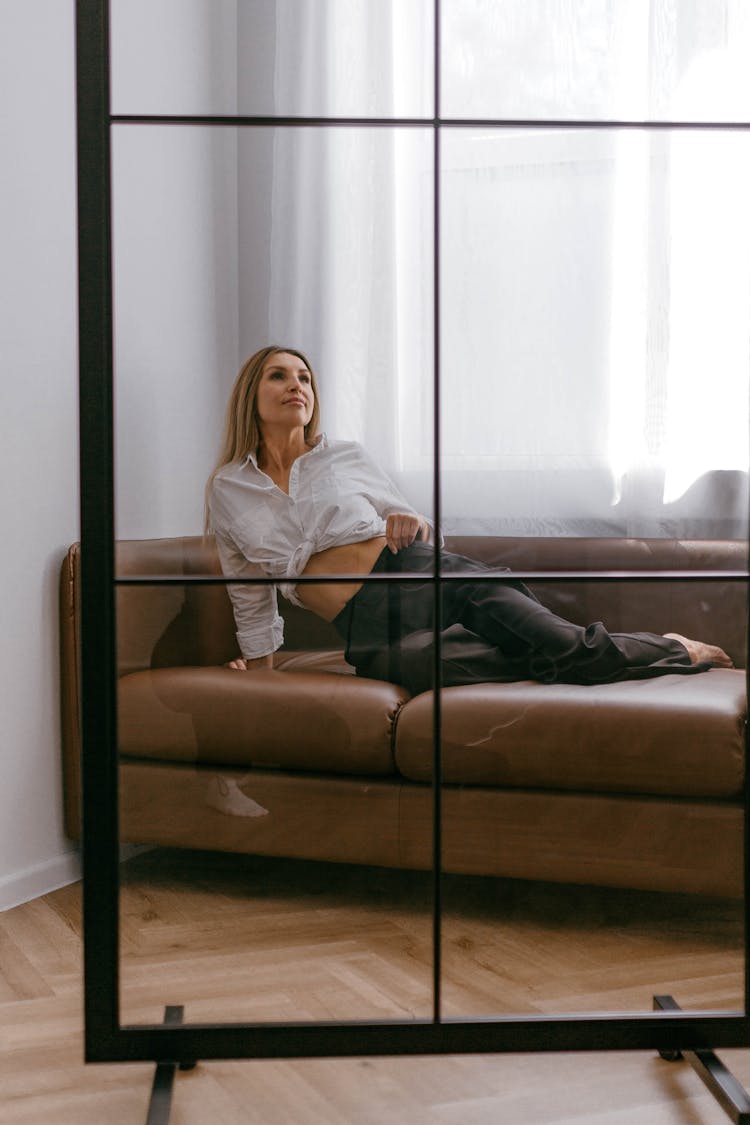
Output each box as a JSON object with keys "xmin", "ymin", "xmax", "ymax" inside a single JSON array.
[{"xmin": 1, "ymin": 848, "xmax": 748, "ymax": 1123}]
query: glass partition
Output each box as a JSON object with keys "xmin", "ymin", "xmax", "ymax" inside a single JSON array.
[
  {"xmin": 439, "ymin": 122, "xmax": 748, "ymax": 1015},
  {"xmin": 442, "ymin": 0, "xmax": 750, "ymax": 123},
  {"xmin": 440, "ymin": 125, "xmax": 750, "ymax": 539},
  {"xmin": 111, "ymin": 121, "xmax": 437, "ymax": 1025},
  {"xmin": 78, "ymin": 0, "xmax": 750, "ymax": 1073},
  {"xmin": 110, "ymin": 0, "xmax": 434, "ymax": 118}
]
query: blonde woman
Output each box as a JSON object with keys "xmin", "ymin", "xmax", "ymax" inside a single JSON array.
[{"xmin": 206, "ymin": 346, "xmax": 731, "ymax": 695}]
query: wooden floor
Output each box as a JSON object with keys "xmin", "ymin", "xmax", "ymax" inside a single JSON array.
[{"xmin": 1, "ymin": 848, "xmax": 749, "ymax": 1124}]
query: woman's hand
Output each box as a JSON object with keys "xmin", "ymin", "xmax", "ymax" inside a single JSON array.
[
  {"xmin": 385, "ymin": 513, "xmax": 429, "ymax": 554},
  {"xmin": 225, "ymin": 654, "xmax": 274, "ymax": 671}
]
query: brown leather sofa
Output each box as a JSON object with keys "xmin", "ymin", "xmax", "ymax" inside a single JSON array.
[{"xmin": 61, "ymin": 536, "xmax": 748, "ymax": 897}]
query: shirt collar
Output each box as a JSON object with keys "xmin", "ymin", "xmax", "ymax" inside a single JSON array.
[{"xmin": 242, "ymin": 431, "xmax": 327, "ymax": 470}]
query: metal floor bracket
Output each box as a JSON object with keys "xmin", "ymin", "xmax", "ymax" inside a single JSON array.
[
  {"xmin": 654, "ymin": 995, "xmax": 750, "ymax": 1125},
  {"xmin": 145, "ymin": 1006, "xmax": 197, "ymax": 1125}
]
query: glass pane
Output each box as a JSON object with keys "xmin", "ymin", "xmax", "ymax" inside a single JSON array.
[
  {"xmin": 440, "ymin": 127, "xmax": 750, "ymax": 538},
  {"xmin": 110, "ymin": 0, "xmax": 433, "ymax": 118},
  {"xmin": 442, "ymin": 0, "xmax": 750, "ymax": 123},
  {"xmin": 118, "ymin": 848, "xmax": 435, "ymax": 1026},
  {"xmin": 111, "ymin": 123, "xmax": 437, "ymax": 1025},
  {"xmin": 111, "ymin": 126, "xmax": 239, "ymax": 541},
  {"xmin": 439, "ymin": 124, "xmax": 747, "ymax": 1016},
  {"xmin": 111, "ymin": 124, "xmax": 434, "ymax": 541},
  {"xmin": 438, "ymin": 872, "xmax": 744, "ymax": 1018}
]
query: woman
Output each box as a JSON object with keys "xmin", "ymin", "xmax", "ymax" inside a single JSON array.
[{"xmin": 206, "ymin": 345, "xmax": 732, "ymax": 695}]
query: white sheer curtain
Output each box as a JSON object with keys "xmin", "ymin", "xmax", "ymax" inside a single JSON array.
[
  {"xmin": 603, "ymin": 0, "xmax": 750, "ymax": 535},
  {"xmin": 256, "ymin": 1, "xmax": 434, "ymax": 484},
  {"xmin": 252, "ymin": 0, "xmax": 749, "ymax": 537}
]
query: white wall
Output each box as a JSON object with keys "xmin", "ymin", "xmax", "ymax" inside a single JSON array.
[
  {"xmin": 112, "ymin": 124, "xmax": 239, "ymax": 538},
  {"xmin": 237, "ymin": 2, "xmax": 277, "ymax": 358},
  {"xmin": 0, "ymin": 0, "xmax": 241, "ymax": 909},
  {"xmin": 0, "ymin": 1, "xmax": 80, "ymax": 909},
  {"xmin": 111, "ymin": 0, "xmax": 240, "ymax": 537}
]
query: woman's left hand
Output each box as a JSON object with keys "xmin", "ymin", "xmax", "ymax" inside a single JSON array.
[{"xmin": 385, "ymin": 513, "xmax": 429, "ymax": 554}]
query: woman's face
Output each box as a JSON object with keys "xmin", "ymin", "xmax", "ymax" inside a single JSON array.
[{"xmin": 255, "ymin": 352, "xmax": 315, "ymax": 433}]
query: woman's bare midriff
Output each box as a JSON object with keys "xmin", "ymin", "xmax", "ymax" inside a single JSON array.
[{"xmin": 297, "ymin": 536, "xmax": 388, "ymax": 621}]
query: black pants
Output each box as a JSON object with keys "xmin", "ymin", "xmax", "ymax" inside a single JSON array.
[{"xmin": 332, "ymin": 543, "xmax": 704, "ymax": 695}]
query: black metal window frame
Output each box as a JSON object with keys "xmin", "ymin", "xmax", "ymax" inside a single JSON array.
[{"xmin": 77, "ymin": 0, "xmax": 750, "ymax": 1066}]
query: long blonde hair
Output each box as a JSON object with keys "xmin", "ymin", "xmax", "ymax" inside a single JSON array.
[{"xmin": 204, "ymin": 345, "xmax": 321, "ymax": 533}]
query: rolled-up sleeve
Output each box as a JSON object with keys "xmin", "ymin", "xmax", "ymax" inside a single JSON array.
[
  {"xmin": 227, "ymin": 577, "xmax": 284, "ymax": 659},
  {"xmin": 356, "ymin": 446, "xmax": 417, "ymax": 517},
  {"xmin": 214, "ymin": 533, "xmax": 284, "ymax": 659},
  {"xmin": 356, "ymin": 446, "xmax": 441, "ymax": 545},
  {"xmin": 209, "ymin": 478, "xmax": 285, "ymax": 659}
]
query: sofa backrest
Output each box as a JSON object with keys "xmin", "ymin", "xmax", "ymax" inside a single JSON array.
[
  {"xmin": 452, "ymin": 536, "xmax": 748, "ymax": 671},
  {"xmin": 58, "ymin": 533, "xmax": 747, "ymax": 836},
  {"xmin": 61, "ymin": 535, "xmax": 748, "ymax": 680}
]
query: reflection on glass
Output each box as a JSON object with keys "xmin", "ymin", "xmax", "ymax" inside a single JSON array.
[
  {"xmin": 441, "ymin": 127, "xmax": 750, "ymax": 539},
  {"xmin": 442, "ymin": 0, "xmax": 750, "ymax": 122},
  {"xmin": 111, "ymin": 124, "xmax": 239, "ymax": 540},
  {"xmin": 113, "ymin": 114, "xmax": 436, "ymax": 1022},
  {"xmin": 434, "ymin": 556, "xmax": 746, "ymax": 1018},
  {"xmin": 438, "ymin": 875, "xmax": 744, "ymax": 1017},
  {"xmin": 110, "ymin": 0, "xmax": 433, "ymax": 118},
  {"xmin": 116, "ymin": 564, "xmax": 437, "ymax": 1024},
  {"xmin": 112, "ymin": 124, "xmax": 433, "ymax": 541},
  {"xmin": 439, "ymin": 118, "xmax": 748, "ymax": 1016},
  {"xmin": 96, "ymin": 521, "xmax": 745, "ymax": 1027},
  {"xmin": 107, "ymin": 11, "xmax": 748, "ymax": 1030},
  {"xmin": 118, "ymin": 849, "xmax": 434, "ymax": 1026}
]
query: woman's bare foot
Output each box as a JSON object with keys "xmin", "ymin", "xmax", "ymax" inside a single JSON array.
[{"xmin": 664, "ymin": 633, "xmax": 734, "ymax": 668}]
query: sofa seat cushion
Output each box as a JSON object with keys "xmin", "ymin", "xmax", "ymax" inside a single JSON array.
[
  {"xmin": 273, "ymin": 649, "xmax": 354, "ymax": 675},
  {"xmin": 118, "ymin": 665, "xmax": 408, "ymax": 775},
  {"xmin": 394, "ymin": 668, "xmax": 746, "ymax": 798}
]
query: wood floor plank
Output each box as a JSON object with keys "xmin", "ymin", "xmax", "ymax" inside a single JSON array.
[
  {"xmin": 0, "ymin": 929, "xmax": 54, "ymax": 1003},
  {"xmin": 1, "ymin": 849, "xmax": 748, "ymax": 1123}
]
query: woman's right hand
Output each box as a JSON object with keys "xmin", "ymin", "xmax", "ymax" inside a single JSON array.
[
  {"xmin": 385, "ymin": 512, "xmax": 430, "ymax": 554},
  {"xmin": 224, "ymin": 654, "xmax": 274, "ymax": 671}
]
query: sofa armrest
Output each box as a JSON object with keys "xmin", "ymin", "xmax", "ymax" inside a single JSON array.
[{"xmin": 60, "ymin": 545, "xmax": 82, "ymax": 838}]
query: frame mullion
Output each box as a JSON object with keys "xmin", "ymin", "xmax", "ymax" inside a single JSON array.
[
  {"xmin": 77, "ymin": 0, "xmax": 121, "ymax": 1055},
  {"xmin": 431, "ymin": 0, "xmax": 443, "ymax": 1027}
]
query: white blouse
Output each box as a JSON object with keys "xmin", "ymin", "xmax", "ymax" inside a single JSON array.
[{"xmin": 208, "ymin": 435, "xmax": 419, "ymax": 659}]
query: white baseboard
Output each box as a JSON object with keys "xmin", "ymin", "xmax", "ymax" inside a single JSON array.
[
  {"xmin": 0, "ymin": 844, "xmax": 156, "ymax": 912},
  {"xmin": 0, "ymin": 849, "xmax": 82, "ymax": 912}
]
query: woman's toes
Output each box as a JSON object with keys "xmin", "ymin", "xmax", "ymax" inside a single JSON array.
[
  {"xmin": 707, "ymin": 645, "xmax": 734, "ymax": 669},
  {"xmin": 665, "ymin": 633, "xmax": 734, "ymax": 668}
]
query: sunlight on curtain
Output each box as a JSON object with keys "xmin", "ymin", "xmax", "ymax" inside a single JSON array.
[
  {"xmin": 261, "ymin": 0, "xmax": 749, "ymax": 536},
  {"xmin": 662, "ymin": 34, "xmax": 750, "ymax": 505},
  {"xmin": 605, "ymin": 0, "xmax": 750, "ymax": 531},
  {"xmin": 664, "ymin": 128, "xmax": 750, "ymax": 505},
  {"xmin": 265, "ymin": 0, "xmax": 434, "ymax": 485}
]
